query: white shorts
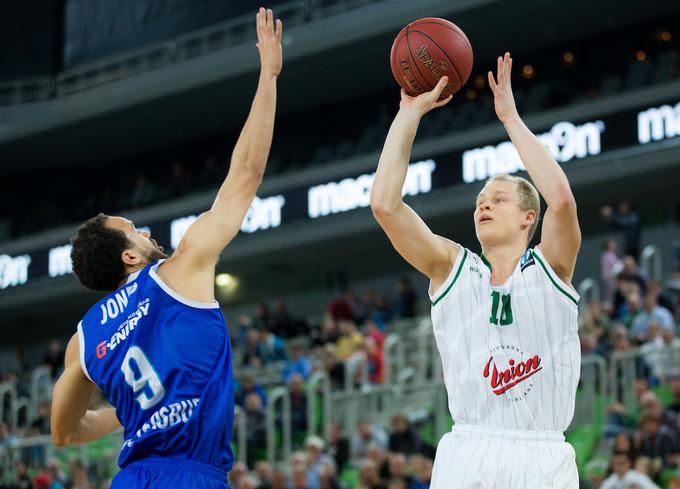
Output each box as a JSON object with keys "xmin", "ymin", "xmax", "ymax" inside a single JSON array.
[{"xmin": 431, "ymin": 424, "xmax": 579, "ymax": 489}]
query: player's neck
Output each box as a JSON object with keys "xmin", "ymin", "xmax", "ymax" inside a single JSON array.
[
  {"xmin": 118, "ymin": 263, "xmax": 148, "ymax": 288},
  {"xmin": 480, "ymin": 241, "xmax": 526, "ymax": 282}
]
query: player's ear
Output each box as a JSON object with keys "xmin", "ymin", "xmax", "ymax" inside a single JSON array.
[
  {"xmin": 523, "ymin": 209, "xmax": 536, "ymax": 228},
  {"xmin": 121, "ymin": 248, "xmax": 143, "ymax": 267}
]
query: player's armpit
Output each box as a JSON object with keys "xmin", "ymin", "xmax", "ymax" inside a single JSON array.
[
  {"xmin": 372, "ymin": 201, "xmax": 458, "ymax": 285},
  {"xmin": 537, "ymin": 199, "xmax": 581, "ymax": 286}
]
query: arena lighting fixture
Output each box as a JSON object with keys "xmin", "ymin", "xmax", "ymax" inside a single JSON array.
[
  {"xmin": 657, "ymin": 31, "xmax": 672, "ymax": 42},
  {"xmin": 474, "ymin": 74, "xmax": 485, "ymax": 89},
  {"xmin": 521, "ymin": 64, "xmax": 535, "ymax": 79},
  {"xmin": 635, "ymin": 50, "xmax": 647, "ymax": 62},
  {"xmin": 465, "ymin": 89, "xmax": 476, "ymax": 100},
  {"xmin": 562, "ymin": 51, "xmax": 574, "ymax": 65},
  {"xmin": 215, "ymin": 273, "xmax": 235, "ymax": 287}
]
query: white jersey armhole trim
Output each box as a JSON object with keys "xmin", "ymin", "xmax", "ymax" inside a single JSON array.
[
  {"xmin": 149, "ymin": 261, "xmax": 219, "ymax": 309},
  {"xmin": 429, "ymin": 247, "xmax": 468, "ymax": 305},
  {"xmin": 76, "ymin": 321, "xmax": 94, "ymax": 383},
  {"xmin": 532, "ymin": 247, "xmax": 579, "ymax": 306}
]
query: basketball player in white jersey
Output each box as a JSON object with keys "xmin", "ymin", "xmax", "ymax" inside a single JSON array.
[{"xmin": 370, "ymin": 53, "xmax": 580, "ymax": 488}]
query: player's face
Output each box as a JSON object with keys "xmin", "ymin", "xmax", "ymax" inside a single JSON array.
[
  {"xmin": 473, "ymin": 181, "xmax": 531, "ymax": 248},
  {"xmin": 106, "ymin": 216, "xmax": 168, "ymax": 265}
]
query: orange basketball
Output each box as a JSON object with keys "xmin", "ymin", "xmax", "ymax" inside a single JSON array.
[{"xmin": 390, "ymin": 18, "xmax": 473, "ymax": 99}]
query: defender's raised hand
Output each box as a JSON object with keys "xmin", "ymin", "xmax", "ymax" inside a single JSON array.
[
  {"xmin": 488, "ymin": 52, "xmax": 519, "ymax": 124},
  {"xmin": 256, "ymin": 7, "xmax": 283, "ymax": 78},
  {"xmin": 399, "ymin": 76, "xmax": 453, "ymax": 116}
]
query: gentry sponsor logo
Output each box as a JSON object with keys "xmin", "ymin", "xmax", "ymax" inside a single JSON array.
[
  {"xmin": 483, "ymin": 354, "xmax": 542, "ymax": 395},
  {"xmin": 97, "ymin": 299, "xmax": 151, "ymax": 359}
]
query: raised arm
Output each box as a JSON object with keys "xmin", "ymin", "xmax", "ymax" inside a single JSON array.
[
  {"xmin": 488, "ymin": 52, "xmax": 580, "ymax": 283},
  {"xmin": 370, "ymin": 77, "xmax": 457, "ymax": 287},
  {"xmin": 51, "ymin": 334, "xmax": 120, "ymax": 447},
  {"xmin": 159, "ymin": 8, "xmax": 282, "ymax": 299}
]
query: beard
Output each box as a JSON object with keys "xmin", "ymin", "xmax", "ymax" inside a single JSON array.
[{"xmin": 145, "ymin": 246, "xmax": 168, "ymax": 262}]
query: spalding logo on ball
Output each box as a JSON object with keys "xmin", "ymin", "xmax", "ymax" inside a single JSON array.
[{"xmin": 390, "ymin": 18, "xmax": 473, "ymax": 100}]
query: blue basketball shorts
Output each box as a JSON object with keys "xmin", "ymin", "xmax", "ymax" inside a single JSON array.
[{"xmin": 111, "ymin": 457, "xmax": 230, "ymax": 489}]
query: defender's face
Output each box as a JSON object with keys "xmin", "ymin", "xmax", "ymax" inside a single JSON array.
[
  {"xmin": 474, "ymin": 181, "xmax": 532, "ymax": 248},
  {"xmin": 105, "ymin": 216, "xmax": 167, "ymax": 264}
]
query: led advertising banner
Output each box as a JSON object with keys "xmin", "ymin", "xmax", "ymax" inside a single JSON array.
[{"xmin": 2, "ymin": 98, "xmax": 679, "ymax": 290}]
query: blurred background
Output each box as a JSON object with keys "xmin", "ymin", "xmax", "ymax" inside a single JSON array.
[{"xmin": 2, "ymin": 0, "xmax": 680, "ymax": 487}]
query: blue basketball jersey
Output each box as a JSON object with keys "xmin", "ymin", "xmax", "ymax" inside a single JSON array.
[{"xmin": 77, "ymin": 260, "xmax": 234, "ymax": 472}]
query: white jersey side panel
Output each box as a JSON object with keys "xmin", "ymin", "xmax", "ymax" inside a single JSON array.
[{"xmin": 429, "ymin": 246, "xmax": 581, "ymax": 432}]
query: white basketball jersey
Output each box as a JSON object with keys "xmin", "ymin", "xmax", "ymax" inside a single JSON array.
[{"xmin": 429, "ymin": 246, "xmax": 581, "ymax": 432}]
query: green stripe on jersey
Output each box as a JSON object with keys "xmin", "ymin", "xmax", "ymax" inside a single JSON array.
[
  {"xmin": 432, "ymin": 249, "xmax": 468, "ymax": 306},
  {"xmin": 531, "ymin": 251, "xmax": 578, "ymax": 305}
]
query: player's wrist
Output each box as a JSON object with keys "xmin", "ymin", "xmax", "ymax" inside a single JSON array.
[{"xmin": 499, "ymin": 111, "xmax": 521, "ymax": 126}]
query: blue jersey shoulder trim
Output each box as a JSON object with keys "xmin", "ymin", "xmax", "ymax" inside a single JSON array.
[{"xmin": 148, "ymin": 261, "xmax": 219, "ymax": 309}]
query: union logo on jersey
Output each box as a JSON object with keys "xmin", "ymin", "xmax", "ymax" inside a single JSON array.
[{"xmin": 482, "ymin": 354, "xmax": 542, "ymax": 395}]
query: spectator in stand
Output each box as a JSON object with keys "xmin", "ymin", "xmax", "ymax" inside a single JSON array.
[
  {"xmin": 612, "ymin": 433, "xmax": 637, "ymax": 462},
  {"xmin": 243, "ymin": 329, "xmax": 264, "ymax": 367},
  {"xmin": 318, "ymin": 461, "xmax": 342, "ymax": 489},
  {"xmin": 600, "ymin": 452, "xmax": 660, "ymax": 489},
  {"xmin": 387, "ymin": 479, "xmax": 408, "ymax": 489},
  {"xmin": 352, "ymin": 419, "xmax": 388, "ymax": 461},
  {"xmin": 388, "ymin": 415, "xmax": 422, "ymax": 456},
  {"xmin": 69, "ymin": 460, "xmax": 93, "ymax": 489},
  {"xmin": 360, "ymin": 289, "xmax": 378, "ymax": 323},
  {"xmin": 631, "ymin": 292, "xmax": 675, "ymax": 341},
  {"xmin": 323, "ymin": 345, "xmax": 345, "ymax": 390},
  {"xmin": 255, "ymin": 303, "xmax": 275, "ymax": 331},
  {"xmin": 601, "ymin": 239, "xmax": 620, "ymax": 304},
  {"xmin": 336, "ymin": 320, "xmax": 364, "ymax": 361},
  {"xmin": 254, "ymin": 461, "xmax": 273, "ymax": 489},
  {"xmin": 283, "ymin": 343, "xmax": 313, "ymax": 383},
  {"xmin": 374, "ymin": 294, "xmax": 394, "ymax": 324},
  {"xmin": 270, "ymin": 469, "xmax": 288, "ymax": 489},
  {"xmin": 648, "ymin": 280, "xmax": 676, "ymax": 315},
  {"xmin": 636, "ymin": 414, "xmax": 678, "ymax": 473},
  {"xmin": 31, "ymin": 402, "xmax": 51, "ymax": 434},
  {"xmin": 327, "ymin": 288, "xmax": 358, "ymax": 321},
  {"xmin": 292, "ymin": 466, "xmax": 310, "ymax": 489},
  {"xmin": 394, "ymin": 277, "xmax": 417, "ymax": 318},
  {"xmin": 367, "ymin": 444, "xmax": 391, "ymax": 480},
  {"xmin": 642, "ymin": 326, "xmax": 680, "ymax": 383},
  {"xmin": 46, "ymin": 458, "xmax": 69, "ymax": 489},
  {"xmin": 387, "ymin": 453, "xmax": 413, "ymax": 488},
  {"xmin": 239, "ymin": 475, "xmax": 259, "ymax": 489},
  {"xmin": 327, "ymin": 422, "xmax": 350, "ymax": 472},
  {"xmin": 305, "ymin": 435, "xmax": 336, "ymax": 489},
  {"xmin": 13, "ymin": 461, "xmax": 31, "ymax": 489},
  {"xmin": 580, "ymin": 301, "xmax": 612, "ymax": 347},
  {"xmin": 230, "ymin": 462, "xmax": 247, "ymax": 489},
  {"xmin": 260, "ymin": 329, "xmax": 287, "ymax": 364},
  {"xmin": 313, "ymin": 314, "xmax": 340, "ymax": 348},
  {"xmin": 358, "ymin": 459, "xmax": 386, "ymax": 489},
  {"xmin": 664, "ymin": 377, "xmax": 680, "ymax": 419},
  {"xmin": 244, "ymin": 393, "xmax": 267, "ymax": 467},
  {"xmin": 272, "ymin": 299, "xmax": 296, "ymax": 339},
  {"xmin": 601, "ymin": 201, "xmax": 642, "ymax": 258},
  {"xmin": 408, "ymin": 455, "xmax": 432, "ymax": 489},
  {"xmin": 235, "ymin": 375, "xmax": 268, "ymax": 408},
  {"xmin": 290, "ymin": 373, "xmax": 308, "ymax": 437},
  {"xmin": 365, "ymin": 319, "xmax": 386, "ymax": 346},
  {"xmin": 362, "ymin": 336, "xmax": 384, "ymax": 384},
  {"xmin": 43, "ymin": 339, "xmax": 65, "ymax": 379}
]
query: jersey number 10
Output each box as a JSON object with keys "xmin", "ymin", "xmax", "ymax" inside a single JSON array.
[
  {"xmin": 120, "ymin": 346, "xmax": 166, "ymax": 409},
  {"xmin": 490, "ymin": 291, "xmax": 513, "ymax": 326}
]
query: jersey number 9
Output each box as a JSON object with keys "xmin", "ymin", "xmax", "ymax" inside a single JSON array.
[{"xmin": 121, "ymin": 346, "xmax": 166, "ymax": 409}]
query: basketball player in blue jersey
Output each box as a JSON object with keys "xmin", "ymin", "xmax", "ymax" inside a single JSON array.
[{"xmin": 49, "ymin": 8, "xmax": 282, "ymax": 488}]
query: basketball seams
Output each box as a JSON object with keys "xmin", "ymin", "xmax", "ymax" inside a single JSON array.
[
  {"xmin": 389, "ymin": 28, "xmax": 406, "ymax": 86},
  {"xmin": 409, "ymin": 29, "xmax": 464, "ymax": 89},
  {"xmin": 405, "ymin": 24, "xmax": 435, "ymax": 92},
  {"xmin": 412, "ymin": 20, "xmax": 473, "ymax": 53}
]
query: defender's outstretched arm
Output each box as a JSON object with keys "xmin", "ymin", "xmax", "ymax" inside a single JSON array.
[
  {"xmin": 370, "ymin": 77, "xmax": 457, "ymax": 285},
  {"xmin": 489, "ymin": 52, "xmax": 580, "ymax": 283},
  {"xmin": 51, "ymin": 334, "xmax": 121, "ymax": 447},
  {"xmin": 176, "ymin": 8, "xmax": 282, "ymax": 265}
]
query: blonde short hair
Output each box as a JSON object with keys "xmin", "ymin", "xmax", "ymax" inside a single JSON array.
[{"xmin": 486, "ymin": 174, "xmax": 541, "ymax": 243}]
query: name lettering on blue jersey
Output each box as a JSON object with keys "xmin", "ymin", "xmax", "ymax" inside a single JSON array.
[{"xmin": 100, "ymin": 282, "xmax": 138, "ymax": 325}]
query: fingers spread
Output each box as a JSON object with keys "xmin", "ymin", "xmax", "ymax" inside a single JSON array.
[
  {"xmin": 487, "ymin": 71, "xmax": 497, "ymax": 91},
  {"xmin": 433, "ymin": 94, "xmax": 453, "ymax": 108},
  {"xmin": 256, "ymin": 7, "xmax": 265, "ymax": 39},
  {"xmin": 267, "ymin": 9, "xmax": 274, "ymax": 35},
  {"xmin": 275, "ymin": 18, "xmax": 283, "ymax": 41}
]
